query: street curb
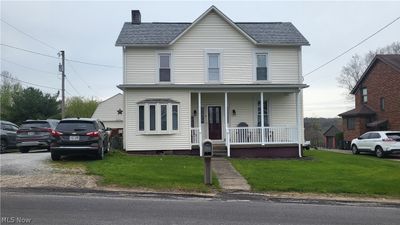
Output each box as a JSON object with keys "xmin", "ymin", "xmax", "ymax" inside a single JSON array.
[{"xmin": 2, "ymin": 187, "xmax": 400, "ymax": 207}]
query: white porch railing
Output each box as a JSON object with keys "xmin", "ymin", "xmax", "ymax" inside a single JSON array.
[
  {"xmin": 191, "ymin": 128, "xmax": 200, "ymax": 145},
  {"xmin": 228, "ymin": 127, "xmax": 298, "ymax": 145}
]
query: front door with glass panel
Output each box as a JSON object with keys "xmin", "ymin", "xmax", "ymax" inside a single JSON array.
[{"xmin": 208, "ymin": 106, "xmax": 222, "ymax": 140}]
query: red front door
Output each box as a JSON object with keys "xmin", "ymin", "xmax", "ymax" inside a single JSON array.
[{"xmin": 208, "ymin": 106, "xmax": 222, "ymax": 140}]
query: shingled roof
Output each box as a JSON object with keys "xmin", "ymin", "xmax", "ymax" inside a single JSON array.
[
  {"xmin": 115, "ymin": 6, "xmax": 309, "ymax": 47},
  {"xmin": 350, "ymin": 54, "xmax": 400, "ymax": 94},
  {"xmin": 338, "ymin": 105, "xmax": 376, "ymax": 117}
]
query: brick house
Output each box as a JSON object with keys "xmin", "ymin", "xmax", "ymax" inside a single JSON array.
[{"xmin": 339, "ymin": 54, "xmax": 400, "ymax": 146}]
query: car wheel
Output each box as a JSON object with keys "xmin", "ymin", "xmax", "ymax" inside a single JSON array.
[
  {"xmin": 0, "ymin": 139, "xmax": 7, "ymax": 153},
  {"xmin": 19, "ymin": 147, "xmax": 29, "ymax": 153},
  {"xmin": 96, "ymin": 146, "xmax": 104, "ymax": 160},
  {"xmin": 51, "ymin": 152, "xmax": 61, "ymax": 161},
  {"xmin": 351, "ymin": 145, "xmax": 359, "ymax": 155},
  {"xmin": 375, "ymin": 146, "xmax": 385, "ymax": 158}
]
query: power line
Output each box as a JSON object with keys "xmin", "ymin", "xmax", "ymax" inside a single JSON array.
[
  {"xmin": 1, "ymin": 73, "xmax": 60, "ymax": 91},
  {"xmin": 1, "ymin": 58, "xmax": 59, "ymax": 77},
  {"xmin": 66, "ymin": 59, "xmax": 122, "ymax": 69},
  {"xmin": 66, "ymin": 76, "xmax": 82, "ymax": 96},
  {"xmin": 67, "ymin": 62, "xmax": 100, "ymax": 96},
  {"xmin": 1, "ymin": 43, "xmax": 59, "ymax": 59},
  {"xmin": 303, "ymin": 15, "xmax": 400, "ymax": 78},
  {"xmin": 1, "ymin": 18, "xmax": 58, "ymax": 51},
  {"xmin": 1, "ymin": 43, "xmax": 121, "ymax": 69}
]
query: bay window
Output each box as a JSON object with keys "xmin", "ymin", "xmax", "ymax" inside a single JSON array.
[{"xmin": 137, "ymin": 99, "xmax": 179, "ymax": 133}]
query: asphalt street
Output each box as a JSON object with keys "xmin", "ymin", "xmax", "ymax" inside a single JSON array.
[{"xmin": 1, "ymin": 191, "xmax": 399, "ymax": 225}]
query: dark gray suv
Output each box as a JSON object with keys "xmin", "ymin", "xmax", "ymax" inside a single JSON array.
[
  {"xmin": 1, "ymin": 120, "xmax": 19, "ymax": 153},
  {"xmin": 16, "ymin": 119, "xmax": 59, "ymax": 153},
  {"xmin": 50, "ymin": 118, "xmax": 110, "ymax": 161}
]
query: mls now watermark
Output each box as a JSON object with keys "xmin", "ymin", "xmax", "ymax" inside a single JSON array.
[{"xmin": 1, "ymin": 217, "xmax": 32, "ymax": 224}]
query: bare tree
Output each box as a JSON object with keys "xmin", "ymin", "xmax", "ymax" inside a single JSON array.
[{"xmin": 337, "ymin": 41, "xmax": 400, "ymax": 96}]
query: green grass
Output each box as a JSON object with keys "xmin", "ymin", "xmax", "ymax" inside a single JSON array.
[
  {"xmin": 52, "ymin": 151, "xmax": 219, "ymax": 193},
  {"xmin": 230, "ymin": 150, "xmax": 400, "ymax": 197}
]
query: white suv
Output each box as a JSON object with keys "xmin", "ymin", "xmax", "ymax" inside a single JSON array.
[{"xmin": 351, "ymin": 131, "xmax": 400, "ymax": 158}]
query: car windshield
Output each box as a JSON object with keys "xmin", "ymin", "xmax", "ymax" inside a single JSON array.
[
  {"xmin": 20, "ymin": 122, "xmax": 50, "ymax": 129},
  {"xmin": 386, "ymin": 133, "xmax": 400, "ymax": 141},
  {"xmin": 57, "ymin": 121, "xmax": 96, "ymax": 132}
]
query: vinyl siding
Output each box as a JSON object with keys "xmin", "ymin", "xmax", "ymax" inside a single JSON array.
[
  {"xmin": 124, "ymin": 12, "xmax": 301, "ymax": 84},
  {"xmin": 125, "ymin": 89, "xmax": 191, "ymax": 151},
  {"xmin": 92, "ymin": 94, "xmax": 124, "ymax": 128}
]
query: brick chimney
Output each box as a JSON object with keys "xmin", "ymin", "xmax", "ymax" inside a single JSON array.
[{"xmin": 131, "ymin": 10, "xmax": 141, "ymax": 24}]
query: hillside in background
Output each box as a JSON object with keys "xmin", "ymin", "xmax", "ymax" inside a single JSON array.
[{"xmin": 304, "ymin": 117, "xmax": 342, "ymax": 147}]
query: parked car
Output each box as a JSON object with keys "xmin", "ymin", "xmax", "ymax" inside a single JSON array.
[
  {"xmin": 351, "ymin": 131, "xmax": 400, "ymax": 158},
  {"xmin": 1, "ymin": 120, "xmax": 19, "ymax": 153},
  {"xmin": 50, "ymin": 118, "xmax": 110, "ymax": 161},
  {"xmin": 16, "ymin": 119, "xmax": 59, "ymax": 153}
]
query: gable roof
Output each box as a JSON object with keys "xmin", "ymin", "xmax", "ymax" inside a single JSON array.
[
  {"xmin": 115, "ymin": 6, "xmax": 309, "ymax": 47},
  {"xmin": 350, "ymin": 54, "xmax": 400, "ymax": 94},
  {"xmin": 323, "ymin": 125, "xmax": 341, "ymax": 137}
]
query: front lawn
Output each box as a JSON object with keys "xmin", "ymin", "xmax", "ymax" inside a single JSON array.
[
  {"xmin": 52, "ymin": 151, "xmax": 218, "ymax": 193},
  {"xmin": 230, "ymin": 150, "xmax": 400, "ymax": 197}
]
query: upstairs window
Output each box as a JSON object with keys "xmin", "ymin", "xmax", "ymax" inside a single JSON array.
[
  {"xmin": 207, "ymin": 53, "xmax": 220, "ymax": 81},
  {"xmin": 361, "ymin": 88, "xmax": 368, "ymax": 103},
  {"xmin": 159, "ymin": 53, "xmax": 171, "ymax": 82},
  {"xmin": 256, "ymin": 53, "xmax": 268, "ymax": 80}
]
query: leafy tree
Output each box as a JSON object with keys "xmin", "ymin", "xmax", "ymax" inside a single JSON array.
[
  {"xmin": 65, "ymin": 97, "xmax": 99, "ymax": 118},
  {"xmin": 8, "ymin": 87, "xmax": 60, "ymax": 124},
  {"xmin": 0, "ymin": 71, "xmax": 23, "ymax": 121},
  {"xmin": 337, "ymin": 42, "xmax": 400, "ymax": 96}
]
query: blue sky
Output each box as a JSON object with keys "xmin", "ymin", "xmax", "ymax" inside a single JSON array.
[{"xmin": 1, "ymin": 1, "xmax": 400, "ymax": 117}]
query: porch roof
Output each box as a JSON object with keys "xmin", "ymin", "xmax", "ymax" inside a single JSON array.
[{"xmin": 117, "ymin": 83, "xmax": 308, "ymax": 92}]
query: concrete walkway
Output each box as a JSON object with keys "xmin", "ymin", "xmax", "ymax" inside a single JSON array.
[{"xmin": 212, "ymin": 158, "xmax": 250, "ymax": 191}]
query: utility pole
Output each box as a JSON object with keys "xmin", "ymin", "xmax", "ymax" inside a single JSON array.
[{"xmin": 59, "ymin": 50, "xmax": 65, "ymax": 119}]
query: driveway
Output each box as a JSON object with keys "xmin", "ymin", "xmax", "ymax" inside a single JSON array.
[
  {"xmin": 0, "ymin": 150, "xmax": 97, "ymax": 189},
  {"xmin": 319, "ymin": 149, "xmax": 400, "ymax": 161}
]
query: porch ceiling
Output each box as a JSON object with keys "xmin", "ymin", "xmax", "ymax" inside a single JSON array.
[{"xmin": 118, "ymin": 83, "xmax": 308, "ymax": 92}]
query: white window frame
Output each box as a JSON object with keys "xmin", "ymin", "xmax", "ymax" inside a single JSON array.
[
  {"xmin": 138, "ymin": 103, "xmax": 180, "ymax": 134},
  {"xmin": 362, "ymin": 87, "xmax": 368, "ymax": 103},
  {"xmin": 204, "ymin": 49, "xmax": 223, "ymax": 83},
  {"xmin": 256, "ymin": 99, "xmax": 270, "ymax": 127},
  {"xmin": 253, "ymin": 50, "xmax": 270, "ymax": 82},
  {"xmin": 156, "ymin": 51, "xmax": 173, "ymax": 83}
]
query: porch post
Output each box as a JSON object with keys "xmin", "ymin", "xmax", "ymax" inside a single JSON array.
[
  {"xmin": 225, "ymin": 92, "xmax": 230, "ymax": 157},
  {"xmin": 260, "ymin": 92, "xmax": 265, "ymax": 145},
  {"xmin": 198, "ymin": 92, "xmax": 203, "ymax": 156},
  {"xmin": 295, "ymin": 90, "xmax": 302, "ymax": 157}
]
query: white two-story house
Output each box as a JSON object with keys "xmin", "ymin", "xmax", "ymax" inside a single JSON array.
[{"xmin": 116, "ymin": 6, "xmax": 309, "ymax": 157}]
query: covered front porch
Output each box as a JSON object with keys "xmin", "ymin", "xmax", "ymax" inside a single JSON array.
[{"xmin": 189, "ymin": 89, "xmax": 304, "ymax": 157}]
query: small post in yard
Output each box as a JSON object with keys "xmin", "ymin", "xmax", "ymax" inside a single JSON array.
[
  {"xmin": 204, "ymin": 157, "xmax": 212, "ymax": 185},
  {"xmin": 202, "ymin": 139, "xmax": 213, "ymax": 185}
]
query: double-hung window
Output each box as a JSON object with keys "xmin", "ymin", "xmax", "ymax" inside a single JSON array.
[
  {"xmin": 138, "ymin": 100, "xmax": 179, "ymax": 134},
  {"xmin": 207, "ymin": 53, "xmax": 220, "ymax": 81},
  {"xmin": 256, "ymin": 53, "xmax": 268, "ymax": 81},
  {"xmin": 159, "ymin": 53, "xmax": 171, "ymax": 82},
  {"xmin": 361, "ymin": 87, "xmax": 368, "ymax": 103}
]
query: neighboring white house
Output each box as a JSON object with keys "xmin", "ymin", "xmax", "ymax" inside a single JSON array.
[
  {"xmin": 92, "ymin": 93, "xmax": 124, "ymax": 129},
  {"xmin": 115, "ymin": 6, "xmax": 309, "ymax": 157}
]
